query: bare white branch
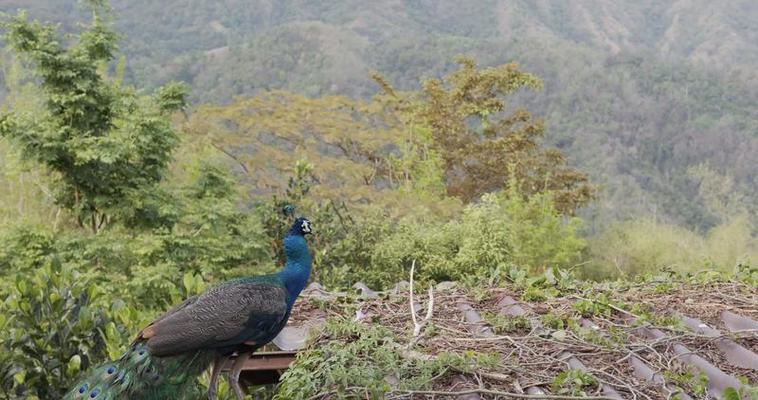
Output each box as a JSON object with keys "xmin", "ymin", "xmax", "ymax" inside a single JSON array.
[
  {"xmin": 425, "ymin": 286, "xmax": 435, "ymax": 322},
  {"xmin": 409, "ymin": 260, "xmax": 434, "ymax": 337},
  {"xmin": 409, "ymin": 259, "xmax": 419, "ymax": 331}
]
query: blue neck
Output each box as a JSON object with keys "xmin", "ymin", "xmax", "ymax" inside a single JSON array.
[{"xmin": 278, "ymin": 234, "xmax": 312, "ymax": 310}]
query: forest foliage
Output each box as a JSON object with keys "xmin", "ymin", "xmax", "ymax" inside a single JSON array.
[
  {"xmin": 1, "ymin": 1, "xmax": 756, "ymax": 233},
  {"xmin": 0, "ymin": 3, "xmax": 756, "ymax": 399}
]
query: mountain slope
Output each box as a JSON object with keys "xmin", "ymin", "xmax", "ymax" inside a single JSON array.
[{"xmin": 1, "ymin": 0, "xmax": 756, "ymax": 231}]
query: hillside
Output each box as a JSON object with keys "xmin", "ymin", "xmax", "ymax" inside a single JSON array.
[
  {"xmin": 1, "ymin": 0, "xmax": 757, "ymax": 231},
  {"xmin": 4, "ymin": 1, "xmax": 757, "ymax": 95}
]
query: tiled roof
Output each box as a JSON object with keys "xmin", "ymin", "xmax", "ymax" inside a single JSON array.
[{"xmin": 229, "ymin": 280, "xmax": 757, "ymax": 399}]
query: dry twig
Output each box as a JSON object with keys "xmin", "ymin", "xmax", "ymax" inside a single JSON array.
[{"xmin": 409, "ymin": 260, "xmax": 434, "ymax": 337}]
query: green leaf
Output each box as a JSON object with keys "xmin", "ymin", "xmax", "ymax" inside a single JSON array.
[
  {"xmin": 182, "ymin": 272, "xmax": 194, "ymax": 293},
  {"xmin": 67, "ymin": 354, "xmax": 81, "ymax": 376},
  {"xmin": 722, "ymin": 387, "xmax": 740, "ymax": 400},
  {"xmin": 13, "ymin": 370, "xmax": 26, "ymax": 385},
  {"xmin": 16, "ymin": 279, "xmax": 27, "ymax": 294}
]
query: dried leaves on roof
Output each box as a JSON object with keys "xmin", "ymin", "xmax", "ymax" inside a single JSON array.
[{"xmin": 273, "ymin": 274, "xmax": 757, "ymax": 400}]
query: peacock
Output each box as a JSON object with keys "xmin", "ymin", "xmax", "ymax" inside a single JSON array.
[{"xmin": 64, "ymin": 216, "xmax": 313, "ymax": 400}]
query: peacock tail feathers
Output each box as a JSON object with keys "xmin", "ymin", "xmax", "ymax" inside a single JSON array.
[{"xmin": 64, "ymin": 341, "xmax": 215, "ymax": 400}]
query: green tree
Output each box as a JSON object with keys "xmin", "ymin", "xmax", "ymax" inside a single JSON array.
[
  {"xmin": 0, "ymin": 7, "xmax": 187, "ymax": 233},
  {"xmin": 687, "ymin": 163, "xmax": 754, "ymax": 228},
  {"xmin": 373, "ymin": 57, "xmax": 596, "ymax": 214}
]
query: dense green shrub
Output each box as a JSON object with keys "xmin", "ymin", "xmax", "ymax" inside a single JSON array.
[
  {"xmin": 0, "ymin": 259, "xmax": 136, "ymax": 399},
  {"xmin": 319, "ymin": 190, "xmax": 586, "ymax": 290},
  {"xmin": 0, "ymin": 165, "xmax": 272, "ymax": 308},
  {"xmin": 586, "ymin": 216, "xmax": 757, "ymax": 279}
]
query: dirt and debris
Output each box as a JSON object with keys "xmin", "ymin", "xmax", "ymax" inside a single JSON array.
[{"xmin": 246, "ymin": 279, "xmax": 757, "ymax": 399}]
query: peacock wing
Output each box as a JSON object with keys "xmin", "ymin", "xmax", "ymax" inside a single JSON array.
[
  {"xmin": 140, "ymin": 280, "xmax": 288, "ymax": 357},
  {"xmin": 144, "ymin": 294, "xmax": 199, "ymax": 329}
]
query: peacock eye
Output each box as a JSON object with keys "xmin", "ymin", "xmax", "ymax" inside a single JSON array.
[
  {"xmin": 106, "ymin": 366, "xmax": 115, "ymax": 374},
  {"xmin": 78, "ymin": 386, "xmax": 86, "ymax": 393},
  {"xmin": 89, "ymin": 389, "xmax": 100, "ymax": 398},
  {"xmin": 138, "ymin": 349, "xmax": 146, "ymax": 355}
]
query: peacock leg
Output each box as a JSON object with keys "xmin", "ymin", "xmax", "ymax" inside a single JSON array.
[
  {"xmin": 207, "ymin": 355, "xmax": 224, "ymax": 400},
  {"xmin": 229, "ymin": 352, "xmax": 250, "ymax": 400}
]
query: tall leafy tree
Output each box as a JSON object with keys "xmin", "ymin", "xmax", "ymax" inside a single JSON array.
[
  {"xmin": 0, "ymin": 5, "xmax": 187, "ymax": 232},
  {"xmin": 374, "ymin": 57, "xmax": 596, "ymax": 214}
]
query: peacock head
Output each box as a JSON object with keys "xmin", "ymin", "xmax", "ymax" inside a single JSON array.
[
  {"xmin": 284, "ymin": 217, "xmax": 313, "ymax": 262},
  {"xmin": 287, "ymin": 217, "xmax": 313, "ymax": 237}
]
